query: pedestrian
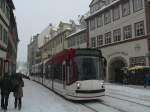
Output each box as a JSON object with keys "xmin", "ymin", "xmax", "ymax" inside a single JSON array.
[
  {"xmin": 0, "ymin": 74, "xmax": 12, "ymax": 111},
  {"xmin": 144, "ymin": 73, "xmax": 149, "ymax": 88},
  {"xmin": 13, "ymin": 75, "xmax": 24, "ymax": 110}
]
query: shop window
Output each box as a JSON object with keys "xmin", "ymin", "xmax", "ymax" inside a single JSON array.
[{"xmin": 129, "ymin": 56, "xmax": 146, "ymax": 67}]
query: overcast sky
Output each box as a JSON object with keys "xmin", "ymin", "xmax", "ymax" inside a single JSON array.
[{"xmin": 13, "ymin": 0, "xmax": 91, "ymax": 62}]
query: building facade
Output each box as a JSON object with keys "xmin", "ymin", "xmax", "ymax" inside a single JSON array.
[
  {"xmin": 0, "ymin": 0, "xmax": 18, "ymax": 77},
  {"xmin": 67, "ymin": 28, "xmax": 87, "ymax": 48},
  {"xmin": 40, "ymin": 21, "xmax": 78, "ymax": 60},
  {"xmin": 86, "ymin": 0, "xmax": 150, "ymax": 82},
  {"xmin": 67, "ymin": 15, "xmax": 88, "ymax": 49},
  {"xmin": 27, "ymin": 34, "xmax": 39, "ymax": 74}
]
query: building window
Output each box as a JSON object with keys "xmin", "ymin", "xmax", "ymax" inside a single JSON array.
[
  {"xmin": 1, "ymin": 0, "xmax": 5, "ymax": 13},
  {"xmin": 90, "ymin": 1, "xmax": 101, "ymax": 14},
  {"xmin": 79, "ymin": 35, "xmax": 83, "ymax": 44},
  {"xmin": 68, "ymin": 39, "xmax": 71, "ymax": 47},
  {"xmin": 113, "ymin": 28, "xmax": 121, "ymax": 42},
  {"xmin": 123, "ymin": 25, "xmax": 132, "ymax": 40},
  {"xmin": 83, "ymin": 33, "xmax": 87, "ymax": 42},
  {"xmin": 80, "ymin": 33, "xmax": 86, "ymax": 44},
  {"xmin": 105, "ymin": 32, "xmax": 111, "ymax": 44},
  {"xmin": 69, "ymin": 37, "xmax": 75, "ymax": 47},
  {"xmin": 77, "ymin": 36, "xmax": 80, "ymax": 46},
  {"xmin": 135, "ymin": 21, "xmax": 145, "ymax": 37},
  {"xmin": 90, "ymin": 18, "xmax": 95, "ymax": 30},
  {"xmin": 4, "ymin": 29, "xmax": 7, "ymax": 45},
  {"xmin": 105, "ymin": 0, "xmax": 110, "ymax": 5},
  {"xmin": 0, "ymin": 0, "xmax": 2, "ymax": 9},
  {"xmin": 104, "ymin": 10, "xmax": 111, "ymax": 25},
  {"xmin": 0, "ymin": 24, "xmax": 2, "ymax": 41},
  {"xmin": 91, "ymin": 37, "xmax": 96, "ymax": 48},
  {"xmin": 97, "ymin": 35, "xmax": 103, "ymax": 47},
  {"xmin": 97, "ymin": 15, "xmax": 103, "ymax": 28},
  {"xmin": 129, "ymin": 56, "xmax": 146, "ymax": 67},
  {"xmin": 6, "ymin": 5, "xmax": 10, "ymax": 20},
  {"xmin": 133, "ymin": 0, "xmax": 143, "ymax": 12},
  {"xmin": 122, "ymin": 0, "xmax": 130, "ymax": 17},
  {"xmin": 112, "ymin": 6, "xmax": 120, "ymax": 21}
]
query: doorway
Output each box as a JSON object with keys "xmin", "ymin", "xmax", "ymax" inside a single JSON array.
[{"xmin": 108, "ymin": 57, "xmax": 127, "ymax": 83}]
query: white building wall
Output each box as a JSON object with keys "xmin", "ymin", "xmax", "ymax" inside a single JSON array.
[
  {"xmin": 101, "ymin": 39, "xmax": 149, "ymax": 80},
  {"xmin": 38, "ymin": 25, "xmax": 53, "ymax": 48},
  {"xmin": 88, "ymin": 0, "xmax": 149, "ymax": 81},
  {"xmin": 89, "ymin": 0, "xmax": 147, "ymax": 46}
]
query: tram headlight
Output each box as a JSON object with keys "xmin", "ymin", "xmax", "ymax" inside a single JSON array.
[
  {"xmin": 100, "ymin": 82, "xmax": 104, "ymax": 88},
  {"xmin": 100, "ymin": 82, "xmax": 104, "ymax": 85},
  {"xmin": 76, "ymin": 82, "xmax": 81, "ymax": 89}
]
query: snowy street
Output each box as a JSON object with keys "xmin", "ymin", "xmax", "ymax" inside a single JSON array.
[{"xmin": 1, "ymin": 79, "xmax": 150, "ymax": 112}]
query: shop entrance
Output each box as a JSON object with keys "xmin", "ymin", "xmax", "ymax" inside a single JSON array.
[{"xmin": 108, "ymin": 58, "xmax": 127, "ymax": 83}]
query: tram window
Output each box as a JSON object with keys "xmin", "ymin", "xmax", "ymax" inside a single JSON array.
[
  {"xmin": 53, "ymin": 64, "xmax": 62, "ymax": 81},
  {"xmin": 62, "ymin": 65, "xmax": 66, "ymax": 81},
  {"xmin": 66, "ymin": 60, "xmax": 70, "ymax": 66},
  {"xmin": 74, "ymin": 56, "xmax": 100, "ymax": 80}
]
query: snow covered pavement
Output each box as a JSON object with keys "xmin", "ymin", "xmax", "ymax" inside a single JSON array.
[
  {"xmin": 1, "ymin": 79, "xmax": 95, "ymax": 112},
  {"xmin": 1, "ymin": 79, "xmax": 150, "ymax": 112}
]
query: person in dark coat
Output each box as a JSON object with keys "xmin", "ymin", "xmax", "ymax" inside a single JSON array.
[
  {"xmin": 0, "ymin": 74, "xmax": 12, "ymax": 110},
  {"xmin": 13, "ymin": 75, "xmax": 24, "ymax": 110},
  {"xmin": 144, "ymin": 73, "xmax": 150, "ymax": 88}
]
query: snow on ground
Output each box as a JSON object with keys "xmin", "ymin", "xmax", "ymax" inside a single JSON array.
[
  {"xmin": 105, "ymin": 83, "xmax": 150, "ymax": 100},
  {"xmin": 103, "ymin": 83, "xmax": 150, "ymax": 112},
  {"xmin": 1, "ymin": 79, "xmax": 150, "ymax": 112},
  {"xmin": 1, "ymin": 79, "xmax": 94, "ymax": 112}
]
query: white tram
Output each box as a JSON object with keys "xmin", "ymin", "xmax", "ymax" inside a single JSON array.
[{"xmin": 32, "ymin": 48, "xmax": 106, "ymax": 100}]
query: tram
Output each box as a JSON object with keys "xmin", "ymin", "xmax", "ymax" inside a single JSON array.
[{"xmin": 32, "ymin": 48, "xmax": 106, "ymax": 100}]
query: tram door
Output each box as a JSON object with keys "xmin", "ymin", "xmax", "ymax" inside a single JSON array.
[{"xmin": 62, "ymin": 63, "xmax": 66, "ymax": 89}]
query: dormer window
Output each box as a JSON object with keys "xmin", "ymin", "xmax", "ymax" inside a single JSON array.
[
  {"xmin": 90, "ymin": 1, "xmax": 105, "ymax": 14},
  {"xmin": 104, "ymin": 0, "xmax": 110, "ymax": 5}
]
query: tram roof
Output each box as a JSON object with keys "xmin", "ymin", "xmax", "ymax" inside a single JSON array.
[
  {"xmin": 46, "ymin": 48, "xmax": 101, "ymax": 64},
  {"xmin": 47, "ymin": 48, "xmax": 75, "ymax": 64}
]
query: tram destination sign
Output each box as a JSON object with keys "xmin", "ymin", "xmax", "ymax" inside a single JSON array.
[{"xmin": 75, "ymin": 49, "xmax": 102, "ymax": 57}]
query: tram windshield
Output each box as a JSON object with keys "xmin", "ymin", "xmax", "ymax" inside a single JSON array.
[{"xmin": 74, "ymin": 56, "xmax": 100, "ymax": 81}]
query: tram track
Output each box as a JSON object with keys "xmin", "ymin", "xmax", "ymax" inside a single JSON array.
[
  {"xmin": 80, "ymin": 103, "xmax": 100, "ymax": 112},
  {"xmin": 79, "ymin": 101, "xmax": 127, "ymax": 112},
  {"xmin": 106, "ymin": 90, "xmax": 150, "ymax": 102},
  {"xmin": 97, "ymin": 101, "xmax": 127, "ymax": 112},
  {"xmin": 105, "ymin": 90, "xmax": 150, "ymax": 107},
  {"xmin": 105, "ymin": 94, "xmax": 150, "ymax": 108}
]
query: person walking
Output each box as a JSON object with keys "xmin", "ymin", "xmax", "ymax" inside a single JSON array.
[
  {"xmin": 13, "ymin": 75, "xmax": 24, "ymax": 110},
  {"xmin": 0, "ymin": 74, "xmax": 12, "ymax": 111},
  {"xmin": 144, "ymin": 73, "xmax": 148, "ymax": 88}
]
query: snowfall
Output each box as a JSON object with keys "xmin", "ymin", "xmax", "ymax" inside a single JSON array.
[{"xmin": 0, "ymin": 78, "xmax": 150, "ymax": 112}]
